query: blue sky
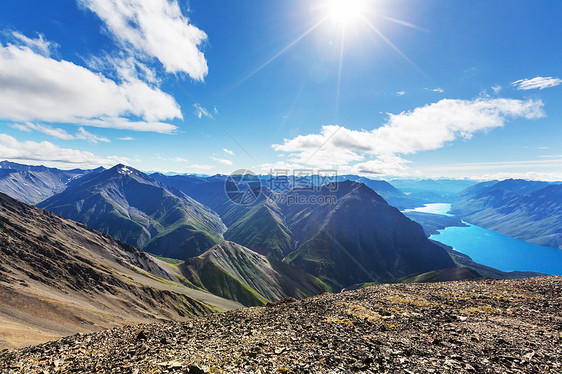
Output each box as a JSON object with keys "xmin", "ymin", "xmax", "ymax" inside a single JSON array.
[{"xmin": 0, "ymin": 0, "xmax": 561, "ymax": 180}]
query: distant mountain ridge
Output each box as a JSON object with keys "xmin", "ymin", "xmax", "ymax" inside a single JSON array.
[
  {"xmin": 0, "ymin": 161, "xmax": 93, "ymax": 205},
  {"xmin": 452, "ymin": 179, "xmax": 562, "ymax": 248},
  {"xmin": 38, "ymin": 165, "xmax": 226, "ymax": 259}
]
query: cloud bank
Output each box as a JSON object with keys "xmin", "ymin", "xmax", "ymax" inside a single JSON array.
[
  {"xmin": 0, "ymin": 134, "xmax": 127, "ymax": 168},
  {"xmin": 272, "ymin": 98, "xmax": 545, "ymax": 175},
  {"xmin": 0, "ymin": 38, "xmax": 181, "ymax": 133},
  {"xmin": 78, "ymin": 0, "xmax": 208, "ymax": 80}
]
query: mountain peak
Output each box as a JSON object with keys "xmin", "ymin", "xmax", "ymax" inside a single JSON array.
[{"xmin": 110, "ymin": 164, "xmax": 134, "ymax": 174}]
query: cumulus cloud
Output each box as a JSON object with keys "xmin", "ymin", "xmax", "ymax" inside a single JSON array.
[
  {"xmin": 79, "ymin": 0, "xmax": 208, "ymax": 80},
  {"xmin": 431, "ymin": 88, "xmax": 444, "ymax": 93},
  {"xmin": 0, "ymin": 40, "xmax": 181, "ymax": 132},
  {"xmin": 0, "ymin": 133, "xmax": 127, "ymax": 168},
  {"xmin": 12, "ymin": 122, "xmax": 109, "ymax": 143},
  {"xmin": 511, "ymin": 77, "xmax": 562, "ymax": 90},
  {"xmin": 395, "ymin": 91, "xmax": 406, "ymax": 96},
  {"xmin": 223, "ymin": 148, "xmax": 234, "ymax": 156},
  {"xmin": 273, "ymin": 98, "xmax": 545, "ymax": 175}
]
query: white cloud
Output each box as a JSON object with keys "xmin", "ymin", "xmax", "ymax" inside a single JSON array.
[
  {"xmin": 492, "ymin": 85, "xmax": 502, "ymax": 94},
  {"xmin": 421, "ymin": 160, "xmax": 562, "ymax": 182},
  {"xmin": 11, "ymin": 32, "xmax": 56, "ymax": 57},
  {"xmin": 0, "ymin": 133, "xmax": 127, "ymax": 168},
  {"xmin": 194, "ymin": 103, "xmax": 213, "ymax": 119},
  {"xmin": 432, "ymin": 88, "xmax": 444, "ymax": 93},
  {"xmin": 156, "ymin": 155, "xmax": 189, "ymax": 163},
  {"xmin": 86, "ymin": 54, "xmax": 159, "ymax": 84},
  {"xmin": 9, "ymin": 123, "xmax": 31, "ymax": 132},
  {"xmin": 83, "ymin": 118, "xmax": 177, "ymax": 133},
  {"xmin": 395, "ymin": 91, "xmax": 406, "ymax": 96},
  {"xmin": 223, "ymin": 148, "xmax": 234, "ymax": 156},
  {"xmin": 118, "ymin": 136, "xmax": 135, "ymax": 141},
  {"xmin": 211, "ymin": 156, "xmax": 233, "ymax": 166},
  {"xmin": 11, "ymin": 122, "xmax": 110, "ymax": 143},
  {"xmin": 189, "ymin": 164, "xmax": 213, "ymax": 171},
  {"xmin": 273, "ymin": 98, "xmax": 545, "ymax": 175},
  {"xmin": 511, "ymin": 77, "xmax": 562, "ymax": 90},
  {"xmin": 79, "ymin": 0, "xmax": 208, "ymax": 80},
  {"xmin": 0, "ymin": 39, "xmax": 181, "ymax": 132}
]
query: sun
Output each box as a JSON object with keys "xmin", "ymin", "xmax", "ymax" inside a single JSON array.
[{"xmin": 326, "ymin": 0, "xmax": 367, "ymax": 26}]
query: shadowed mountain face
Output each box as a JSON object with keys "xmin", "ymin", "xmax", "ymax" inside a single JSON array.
[
  {"xmin": 336, "ymin": 175, "xmax": 423, "ymax": 209},
  {"xmin": 0, "ymin": 161, "xmax": 93, "ymax": 205},
  {"xmin": 0, "ymin": 192, "xmax": 239, "ymax": 349},
  {"xmin": 452, "ymin": 179, "xmax": 562, "ymax": 248},
  {"xmin": 280, "ymin": 182, "xmax": 456, "ymax": 287},
  {"xmin": 158, "ymin": 175, "xmax": 456, "ymax": 288},
  {"xmin": 38, "ymin": 165, "xmax": 226, "ymax": 259},
  {"xmin": 180, "ymin": 241, "xmax": 332, "ymax": 306}
]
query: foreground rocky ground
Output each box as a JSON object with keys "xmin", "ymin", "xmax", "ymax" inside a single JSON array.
[{"xmin": 1, "ymin": 276, "xmax": 561, "ymax": 373}]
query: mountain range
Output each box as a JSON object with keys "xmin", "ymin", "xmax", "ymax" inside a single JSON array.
[
  {"xmin": 38, "ymin": 165, "xmax": 226, "ymax": 259},
  {"xmin": 0, "ymin": 192, "xmax": 242, "ymax": 349},
  {"xmin": 2, "ymin": 160, "xmax": 557, "ymax": 351},
  {"xmin": 153, "ymin": 173, "xmax": 457, "ymax": 288},
  {"xmin": 451, "ymin": 179, "xmax": 562, "ymax": 248},
  {"xmin": 0, "ymin": 161, "xmax": 92, "ymax": 205},
  {"xmin": 1, "ymin": 191, "xmax": 347, "ymax": 348}
]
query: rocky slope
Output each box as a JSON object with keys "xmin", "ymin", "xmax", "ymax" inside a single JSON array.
[
  {"xmin": 180, "ymin": 242, "xmax": 331, "ymax": 306},
  {"xmin": 0, "ymin": 193, "xmax": 241, "ymax": 349},
  {"xmin": 1, "ymin": 276, "xmax": 560, "ymax": 373},
  {"xmin": 38, "ymin": 165, "xmax": 226, "ymax": 259}
]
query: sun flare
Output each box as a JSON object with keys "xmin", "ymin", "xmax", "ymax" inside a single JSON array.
[{"xmin": 327, "ymin": 0, "xmax": 367, "ymax": 26}]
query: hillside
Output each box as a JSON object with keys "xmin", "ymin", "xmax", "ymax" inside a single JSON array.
[
  {"xmin": 0, "ymin": 193, "xmax": 242, "ymax": 349},
  {"xmin": 452, "ymin": 179, "xmax": 562, "ymax": 248},
  {"xmin": 180, "ymin": 241, "xmax": 331, "ymax": 306},
  {"xmin": 38, "ymin": 165, "xmax": 226, "ymax": 259},
  {"xmin": 2, "ymin": 276, "xmax": 560, "ymax": 373}
]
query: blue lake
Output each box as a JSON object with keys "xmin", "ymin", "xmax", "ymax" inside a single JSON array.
[{"xmin": 425, "ymin": 204, "xmax": 562, "ymax": 275}]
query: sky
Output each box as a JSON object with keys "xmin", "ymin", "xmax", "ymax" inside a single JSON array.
[{"xmin": 0, "ymin": 0, "xmax": 561, "ymax": 180}]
